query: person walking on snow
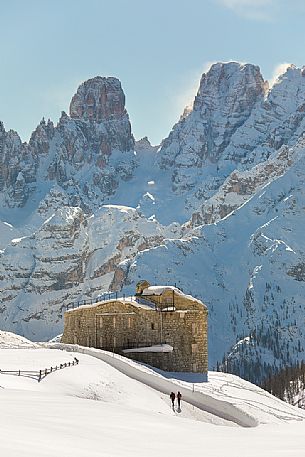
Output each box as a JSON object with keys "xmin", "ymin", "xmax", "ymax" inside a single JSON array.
[
  {"xmin": 177, "ymin": 391, "xmax": 182, "ymax": 410},
  {"xmin": 170, "ymin": 391, "xmax": 175, "ymax": 409}
]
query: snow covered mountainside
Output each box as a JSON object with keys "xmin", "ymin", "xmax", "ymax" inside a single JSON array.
[
  {"xmin": 1, "ymin": 62, "xmax": 305, "ymax": 382},
  {"xmin": 0, "ymin": 332, "xmax": 305, "ymax": 456}
]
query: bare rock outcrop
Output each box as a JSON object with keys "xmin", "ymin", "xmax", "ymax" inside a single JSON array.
[{"xmin": 70, "ymin": 76, "xmax": 126, "ymax": 122}]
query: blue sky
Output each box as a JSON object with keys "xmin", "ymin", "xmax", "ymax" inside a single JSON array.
[{"xmin": 1, "ymin": 0, "xmax": 305, "ymax": 145}]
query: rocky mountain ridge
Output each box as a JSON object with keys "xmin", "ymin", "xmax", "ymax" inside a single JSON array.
[
  {"xmin": 1, "ymin": 62, "xmax": 305, "ymax": 382},
  {"xmin": 0, "ymin": 77, "xmax": 134, "ymax": 213}
]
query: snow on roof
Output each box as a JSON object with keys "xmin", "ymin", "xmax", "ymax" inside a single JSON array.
[
  {"xmin": 141, "ymin": 286, "xmax": 206, "ymax": 307},
  {"xmin": 142, "ymin": 285, "xmax": 183, "ymax": 296}
]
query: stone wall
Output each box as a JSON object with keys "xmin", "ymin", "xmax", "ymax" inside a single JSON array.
[{"xmin": 61, "ymin": 295, "xmax": 208, "ymax": 373}]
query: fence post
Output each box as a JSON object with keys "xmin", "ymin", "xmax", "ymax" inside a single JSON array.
[
  {"xmin": 18, "ymin": 370, "xmax": 20, "ymax": 376},
  {"xmin": 38, "ymin": 370, "xmax": 42, "ymax": 382}
]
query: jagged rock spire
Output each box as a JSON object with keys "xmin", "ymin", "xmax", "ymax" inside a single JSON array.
[{"xmin": 69, "ymin": 76, "xmax": 126, "ymax": 122}]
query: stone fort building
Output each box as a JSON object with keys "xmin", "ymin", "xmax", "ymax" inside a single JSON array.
[{"xmin": 61, "ymin": 280, "xmax": 208, "ymax": 374}]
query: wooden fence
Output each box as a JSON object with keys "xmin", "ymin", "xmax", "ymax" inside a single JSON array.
[{"xmin": 0, "ymin": 358, "xmax": 79, "ymax": 382}]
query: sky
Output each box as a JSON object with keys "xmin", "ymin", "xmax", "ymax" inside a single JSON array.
[{"xmin": 1, "ymin": 0, "xmax": 305, "ymax": 145}]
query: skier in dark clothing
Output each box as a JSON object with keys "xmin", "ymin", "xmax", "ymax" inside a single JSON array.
[
  {"xmin": 177, "ymin": 391, "xmax": 182, "ymax": 410},
  {"xmin": 170, "ymin": 391, "xmax": 175, "ymax": 409}
]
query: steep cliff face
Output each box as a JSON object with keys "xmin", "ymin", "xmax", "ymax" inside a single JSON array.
[
  {"xmin": 0, "ymin": 122, "xmax": 35, "ymax": 208},
  {"xmin": 70, "ymin": 76, "xmax": 127, "ymax": 122},
  {"xmin": 158, "ymin": 63, "xmax": 266, "ymax": 199},
  {"xmin": 160, "ymin": 63, "xmax": 266, "ymax": 168}
]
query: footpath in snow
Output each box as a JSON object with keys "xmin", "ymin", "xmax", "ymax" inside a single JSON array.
[
  {"xmin": 48, "ymin": 343, "xmax": 305, "ymax": 427},
  {"xmin": 1, "ymin": 332, "xmax": 305, "ymax": 457}
]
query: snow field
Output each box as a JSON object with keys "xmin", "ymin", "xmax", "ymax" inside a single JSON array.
[
  {"xmin": 0, "ymin": 339, "xmax": 305, "ymax": 456},
  {"xmin": 51, "ymin": 343, "xmax": 305, "ymax": 426}
]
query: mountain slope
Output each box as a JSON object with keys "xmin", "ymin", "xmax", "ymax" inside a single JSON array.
[
  {"xmin": 125, "ymin": 138, "xmax": 305, "ymax": 382},
  {"xmin": 1, "ymin": 62, "xmax": 305, "ymax": 382}
]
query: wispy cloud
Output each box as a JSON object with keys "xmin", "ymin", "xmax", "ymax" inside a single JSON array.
[
  {"xmin": 175, "ymin": 62, "xmax": 218, "ymax": 115},
  {"xmin": 217, "ymin": 0, "xmax": 275, "ymax": 21},
  {"xmin": 268, "ymin": 62, "xmax": 293, "ymax": 87}
]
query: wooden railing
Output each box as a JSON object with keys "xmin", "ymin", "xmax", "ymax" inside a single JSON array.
[{"xmin": 0, "ymin": 358, "xmax": 79, "ymax": 382}]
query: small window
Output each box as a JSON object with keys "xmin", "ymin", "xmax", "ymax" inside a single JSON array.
[
  {"xmin": 128, "ymin": 317, "xmax": 132, "ymax": 328},
  {"xmin": 151, "ymin": 322, "xmax": 155, "ymax": 330},
  {"xmin": 99, "ymin": 317, "xmax": 103, "ymax": 327},
  {"xmin": 113, "ymin": 316, "xmax": 116, "ymax": 329},
  {"xmin": 192, "ymin": 343, "xmax": 198, "ymax": 354},
  {"xmin": 192, "ymin": 323, "xmax": 196, "ymax": 334}
]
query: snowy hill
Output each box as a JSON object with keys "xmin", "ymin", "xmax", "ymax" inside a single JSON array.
[
  {"xmin": 1, "ymin": 62, "xmax": 305, "ymax": 381},
  {"xmin": 1, "ymin": 333, "xmax": 305, "ymax": 456},
  {"xmin": 0, "ymin": 330, "xmax": 40, "ymax": 349}
]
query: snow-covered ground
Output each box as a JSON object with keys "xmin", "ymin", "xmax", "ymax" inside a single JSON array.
[
  {"xmin": 0, "ymin": 332, "xmax": 305, "ymax": 456},
  {"xmin": 0, "ymin": 330, "xmax": 40, "ymax": 349}
]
